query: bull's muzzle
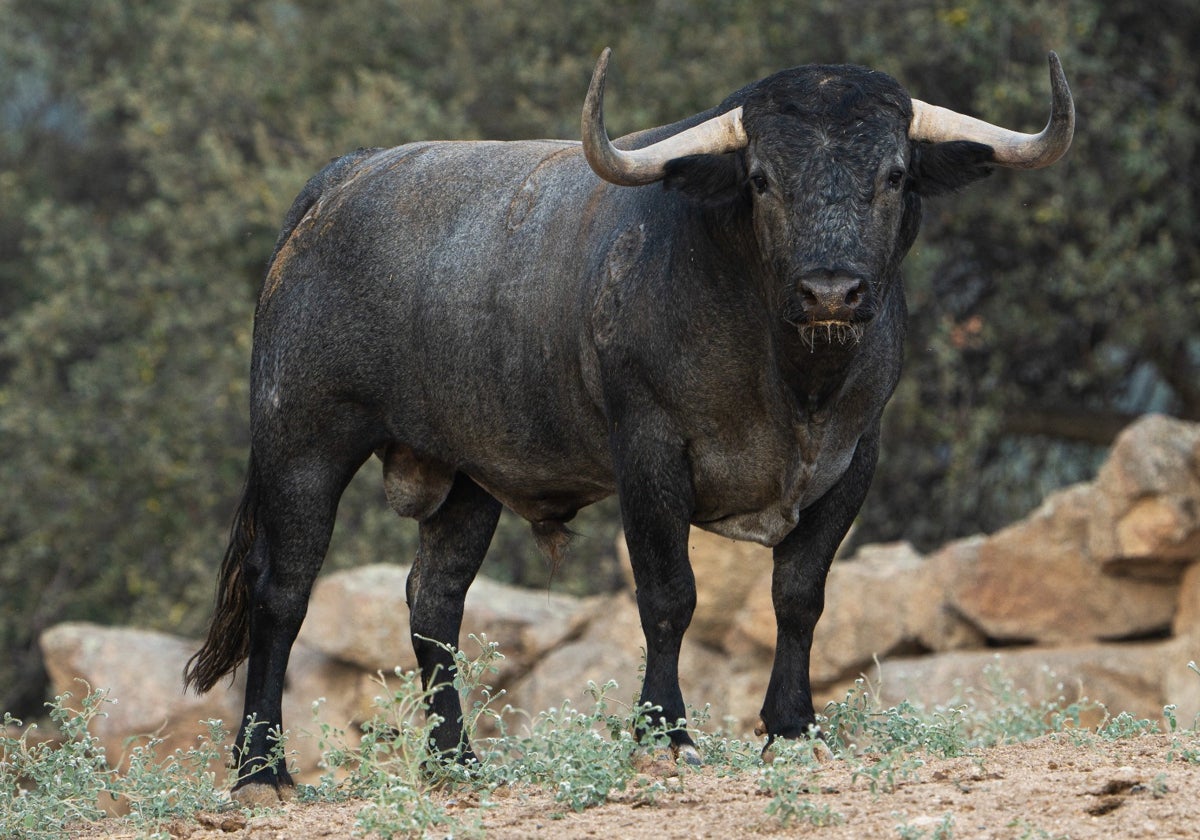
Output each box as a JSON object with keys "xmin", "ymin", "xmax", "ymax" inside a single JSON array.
[{"xmin": 795, "ymin": 273, "xmax": 865, "ymax": 324}]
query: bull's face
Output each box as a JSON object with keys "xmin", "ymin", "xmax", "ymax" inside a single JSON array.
[
  {"xmin": 581, "ymin": 50, "xmax": 1073, "ymax": 346},
  {"xmin": 738, "ymin": 69, "xmax": 925, "ymax": 346},
  {"xmin": 727, "ymin": 67, "xmax": 994, "ymax": 347}
]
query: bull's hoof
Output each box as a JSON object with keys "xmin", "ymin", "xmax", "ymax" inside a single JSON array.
[
  {"xmin": 757, "ymin": 720, "xmax": 833, "ymax": 764},
  {"xmin": 632, "ymin": 747, "xmax": 680, "ymax": 777},
  {"xmin": 631, "ymin": 741, "xmax": 703, "ymax": 775},
  {"xmin": 674, "ymin": 743, "xmax": 703, "ymax": 767},
  {"xmin": 231, "ymin": 781, "xmax": 295, "ymax": 809}
]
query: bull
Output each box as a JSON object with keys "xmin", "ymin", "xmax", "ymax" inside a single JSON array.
[{"xmin": 185, "ymin": 48, "xmax": 1073, "ymax": 803}]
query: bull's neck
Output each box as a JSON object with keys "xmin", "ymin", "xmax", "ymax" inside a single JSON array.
[{"xmin": 775, "ymin": 327, "xmax": 866, "ymax": 411}]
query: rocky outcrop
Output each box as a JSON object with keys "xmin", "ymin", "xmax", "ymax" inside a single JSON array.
[
  {"xmin": 37, "ymin": 414, "xmax": 1200, "ymax": 779},
  {"xmin": 37, "ymin": 623, "xmax": 370, "ymax": 777},
  {"xmin": 297, "ymin": 562, "xmax": 581, "ymax": 684},
  {"xmin": 935, "ymin": 484, "xmax": 1179, "ymax": 644}
]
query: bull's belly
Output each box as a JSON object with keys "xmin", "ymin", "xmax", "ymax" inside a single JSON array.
[{"xmin": 695, "ymin": 507, "xmax": 801, "ymax": 547}]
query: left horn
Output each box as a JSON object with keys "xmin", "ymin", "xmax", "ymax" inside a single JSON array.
[
  {"xmin": 582, "ymin": 48, "xmax": 748, "ymax": 186},
  {"xmin": 909, "ymin": 52, "xmax": 1075, "ymax": 169}
]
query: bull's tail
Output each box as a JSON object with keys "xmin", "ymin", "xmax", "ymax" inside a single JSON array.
[{"xmin": 183, "ymin": 454, "xmax": 261, "ymax": 694}]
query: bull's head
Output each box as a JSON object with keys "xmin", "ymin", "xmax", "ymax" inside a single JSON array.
[{"xmin": 581, "ymin": 49, "xmax": 1073, "ymax": 347}]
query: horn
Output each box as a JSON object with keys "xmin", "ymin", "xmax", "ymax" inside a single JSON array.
[
  {"xmin": 581, "ymin": 48, "xmax": 748, "ymax": 186},
  {"xmin": 909, "ymin": 52, "xmax": 1075, "ymax": 169}
]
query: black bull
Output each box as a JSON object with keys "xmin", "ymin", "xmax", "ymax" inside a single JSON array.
[{"xmin": 185, "ymin": 49, "xmax": 1073, "ymax": 801}]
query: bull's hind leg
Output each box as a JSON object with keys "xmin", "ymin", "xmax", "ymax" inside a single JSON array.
[
  {"xmin": 234, "ymin": 446, "xmax": 371, "ymax": 804},
  {"xmin": 404, "ymin": 472, "xmax": 502, "ymax": 760}
]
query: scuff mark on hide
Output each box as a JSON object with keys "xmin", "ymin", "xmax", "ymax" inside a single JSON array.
[
  {"xmin": 505, "ymin": 143, "xmax": 580, "ymax": 231},
  {"xmin": 258, "ymin": 151, "xmax": 387, "ymax": 307},
  {"xmin": 259, "ymin": 196, "xmax": 325, "ymax": 307},
  {"xmin": 374, "ymin": 142, "xmax": 437, "ymax": 175},
  {"xmin": 592, "ymin": 225, "xmax": 646, "ymax": 347}
]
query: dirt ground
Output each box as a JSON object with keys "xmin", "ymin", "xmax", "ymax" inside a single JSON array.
[
  {"xmin": 68, "ymin": 732, "xmax": 1200, "ymax": 839},
  {"xmin": 61, "ymin": 734, "xmax": 1200, "ymax": 839}
]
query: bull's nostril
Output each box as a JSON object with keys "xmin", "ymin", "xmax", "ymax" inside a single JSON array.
[{"xmin": 797, "ymin": 275, "xmax": 865, "ymax": 319}]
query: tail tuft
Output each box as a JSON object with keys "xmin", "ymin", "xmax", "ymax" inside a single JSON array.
[{"xmin": 183, "ymin": 457, "xmax": 260, "ymax": 693}]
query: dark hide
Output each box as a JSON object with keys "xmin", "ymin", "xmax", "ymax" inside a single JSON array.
[{"xmin": 187, "ymin": 62, "xmax": 1002, "ymax": 798}]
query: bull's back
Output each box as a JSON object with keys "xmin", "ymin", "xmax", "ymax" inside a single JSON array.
[{"xmin": 251, "ymin": 141, "xmax": 616, "ymax": 510}]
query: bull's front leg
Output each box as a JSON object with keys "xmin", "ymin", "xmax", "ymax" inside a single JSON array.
[
  {"xmin": 611, "ymin": 427, "xmax": 700, "ymax": 764},
  {"xmin": 758, "ymin": 426, "xmax": 880, "ymax": 754}
]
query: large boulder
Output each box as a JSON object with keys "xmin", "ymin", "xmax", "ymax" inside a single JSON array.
[
  {"xmin": 724, "ymin": 542, "xmax": 983, "ymax": 685},
  {"xmin": 870, "ymin": 641, "xmax": 1179, "ymax": 728},
  {"xmin": 497, "ymin": 590, "xmax": 752, "ymax": 736},
  {"xmin": 298, "ymin": 564, "xmax": 417, "ymax": 674},
  {"xmin": 940, "ymin": 484, "xmax": 1179, "ymax": 644},
  {"xmin": 298, "ymin": 564, "xmax": 581, "ymax": 683},
  {"xmin": 38, "ymin": 623, "xmax": 367, "ymax": 779},
  {"xmin": 1094, "ymin": 414, "xmax": 1200, "ymax": 578},
  {"xmin": 617, "ymin": 527, "xmax": 772, "ymax": 650}
]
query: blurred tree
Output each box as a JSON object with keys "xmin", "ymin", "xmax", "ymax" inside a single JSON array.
[{"xmin": 0, "ymin": 0, "xmax": 1195, "ymax": 717}]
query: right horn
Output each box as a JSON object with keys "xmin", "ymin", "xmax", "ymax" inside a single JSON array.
[
  {"xmin": 909, "ymin": 52, "xmax": 1075, "ymax": 169},
  {"xmin": 582, "ymin": 48, "xmax": 748, "ymax": 186}
]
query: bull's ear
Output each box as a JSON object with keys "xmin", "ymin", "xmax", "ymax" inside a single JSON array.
[
  {"xmin": 663, "ymin": 153, "xmax": 747, "ymax": 206},
  {"xmin": 911, "ymin": 140, "xmax": 994, "ymax": 197}
]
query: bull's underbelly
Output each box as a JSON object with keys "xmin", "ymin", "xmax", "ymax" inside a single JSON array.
[{"xmin": 385, "ymin": 414, "xmax": 857, "ymax": 549}]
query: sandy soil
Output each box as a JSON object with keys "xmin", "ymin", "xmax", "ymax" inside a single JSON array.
[{"xmin": 69, "ymin": 733, "xmax": 1200, "ymax": 839}]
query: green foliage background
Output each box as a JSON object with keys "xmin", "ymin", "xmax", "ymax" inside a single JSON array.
[{"xmin": 1, "ymin": 0, "xmax": 1196, "ymax": 717}]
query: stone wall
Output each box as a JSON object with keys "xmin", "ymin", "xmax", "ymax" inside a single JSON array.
[{"xmin": 38, "ymin": 414, "xmax": 1200, "ymax": 779}]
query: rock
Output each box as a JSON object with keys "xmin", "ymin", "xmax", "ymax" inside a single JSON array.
[
  {"xmin": 811, "ymin": 543, "xmax": 926, "ymax": 684},
  {"xmin": 40, "ymin": 623, "xmax": 240, "ymax": 766},
  {"xmin": 1095, "ymin": 414, "xmax": 1200, "ymax": 502},
  {"xmin": 943, "ymin": 484, "xmax": 1179, "ymax": 644},
  {"xmin": 457, "ymin": 573, "xmax": 584, "ymax": 683},
  {"xmin": 498, "ymin": 591, "xmax": 646, "ymax": 727},
  {"xmin": 1173, "ymin": 562, "xmax": 1200, "ymax": 638},
  {"xmin": 918, "ymin": 537, "xmax": 990, "ymax": 652},
  {"xmin": 870, "ymin": 641, "xmax": 1178, "ymax": 728},
  {"xmin": 724, "ymin": 542, "xmax": 983, "ymax": 684},
  {"xmin": 1112, "ymin": 497, "xmax": 1200, "ymax": 577},
  {"xmin": 298, "ymin": 563, "xmax": 581, "ymax": 683},
  {"xmin": 496, "ymin": 590, "xmax": 750, "ymax": 737},
  {"xmin": 684, "ymin": 529, "xmax": 773, "ymax": 649},
  {"xmin": 299, "ymin": 564, "xmax": 416, "ymax": 673},
  {"xmin": 1095, "ymin": 414, "xmax": 1200, "ymax": 578},
  {"xmin": 38, "ymin": 623, "xmax": 365, "ymax": 780},
  {"xmin": 722, "ymin": 568, "xmax": 775, "ymax": 659},
  {"xmin": 617, "ymin": 528, "xmax": 771, "ymax": 650},
  {"xmin": 1159, "ymin": 636, "xmax": 1200, "ymax": 728},
  {"xmin": 279, "ymin": 645, "xmax": 377, "ymax": 774}
]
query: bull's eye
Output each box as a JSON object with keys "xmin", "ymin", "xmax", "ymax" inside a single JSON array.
[
  {"xmin": 749, "ymin": 172, "xmax": 769, "ymax": 195},
  {"xmin": 886, "ymin": 167, "xmax": 906, "ymax": 190}
]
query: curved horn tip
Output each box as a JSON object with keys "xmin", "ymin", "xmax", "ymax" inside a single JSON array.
[
  {"xmin": 592, "ymin": 47, "xmax": 612, "ymax": 87},
  {"xmin": 1048, "ymin": 51, "xmax": 1068, "ymax": 90},
  {"xmin": 1047, "ymin": 51, "xmax": 1073, "ymax": 101}
]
